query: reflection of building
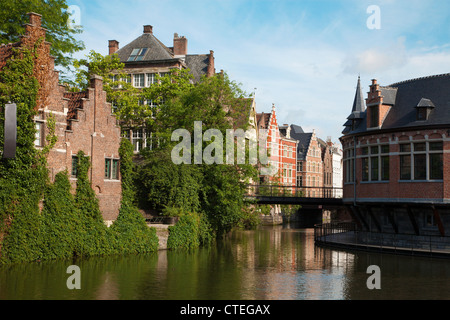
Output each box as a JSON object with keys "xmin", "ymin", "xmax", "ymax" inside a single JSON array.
[
  {"xmin": 340, "ymin": 74, "xmax": 450, "ymax": 249},
  {"xmin": 0, "ymin": 13, "xmax": 122, "ymax": 221}
]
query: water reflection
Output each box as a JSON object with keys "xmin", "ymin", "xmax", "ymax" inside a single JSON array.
[{"xmin": 1, "ymin": 225, "xmax": 450, "ymax": 300}]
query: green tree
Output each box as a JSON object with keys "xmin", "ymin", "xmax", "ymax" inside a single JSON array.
[
  {"xmin": 0, "ymin": 0, "xmax": 84, "ymax": 77},
  {"xmin": 72, "ymin": 50, "xmax": 153, "ymax": 127},
  {"xmin": 137, "ymin": 71, "xmax": 259, "ymax": 237}
]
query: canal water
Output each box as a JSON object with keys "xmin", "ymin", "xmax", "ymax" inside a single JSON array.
[{"xmin": 1, "ymin": 224, "xmax": 450, "ymax": 300}]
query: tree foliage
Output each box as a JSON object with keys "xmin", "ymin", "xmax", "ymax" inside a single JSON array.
[
  {"xmin": 71, "ymin": 50, "xmax": 261, "ymax": 244},
  {"xmin": 0, "ymin": 0, "xmax": 85, "ymax": 76}
]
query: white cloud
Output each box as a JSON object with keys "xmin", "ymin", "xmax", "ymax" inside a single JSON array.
[{"xmin": 342, "ymin": 37, "xmax": 408, "ymax": 75}]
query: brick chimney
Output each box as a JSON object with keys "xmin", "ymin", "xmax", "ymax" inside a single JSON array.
[
  {"xmin": 108, "ymin": 40, "xmax": 119, "ymax": 55},
  {"xmin": 207, "ymin": 50, "xmax": 215, "ymax": 77},
  {"xmin": 143, "ymin": 25, "xmax": 153, "ymax": 34},
  {"xmin": 173, "ymin": 33, "xmax": 187, "ymax": 56},
  {"xmin": 27, "ymin": 12, "xmax": 42, "ymax": 27}
]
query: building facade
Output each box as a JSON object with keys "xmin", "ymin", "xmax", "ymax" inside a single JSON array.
[
  {"xmin": 290, "ymin": 125, "xmax": 323, "ymax": 197},
  {"xmin": 340, "ymin": 74, "xmax": 450, "ymax": 247},
  {"xmin": 1, "ymin": 13, "xmax": 122, "ymax": 222},
  {"xmin": 109, "ymin": 24, "xmax": 216, "ymax": 153},
  {"xmin": 279, "ymin": 124, "xmax": 298, "ymax": 187},
  {"xmin": 257, "ymin": 104, "xmax": 297, "ymax": 187}
]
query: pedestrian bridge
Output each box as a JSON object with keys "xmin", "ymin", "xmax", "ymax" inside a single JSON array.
[{"xmin": 245, "ymin": 185, "xmax": 344, "ymax": 207}]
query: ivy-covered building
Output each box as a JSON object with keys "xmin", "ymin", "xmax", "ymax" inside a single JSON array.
[{"xmin": 0, "ymin": 13, "xmax": 122, "ymax": 223}]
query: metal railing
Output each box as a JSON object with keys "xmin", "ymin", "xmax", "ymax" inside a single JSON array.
[
  {"xmin": 246, "ymin": 184, "xmax": 343, "ymax": 199},
  {"xmin": 314, "ymin": 222, "xmax": 450, "ymax": 256}
]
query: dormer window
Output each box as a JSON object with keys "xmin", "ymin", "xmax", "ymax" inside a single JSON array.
[
  {"xmin": 415, "ymin": 98, "xmax": 435, "ymax": 121},
  {"xmin": 127, "ymin": 48, "xmax": 148, "ymax": 61}
]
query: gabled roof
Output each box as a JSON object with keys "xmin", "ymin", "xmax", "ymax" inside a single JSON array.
[
  {"xmin": 380, "ymin": 87, "xmax": 398, "ymax": 105},
  {"xmin": 289, "ymin": 124, "xmax": 313, "ymax": 160},
  {"xmin": 416, "ymin": 98, "xmax": 435, "ymax": 109},
  {"xmin": 343, "ymin": 73, "xmax": 450, "ymax": 136},
  {"xmin": 185, "ymin": 54, "xmax": 210, "ymax": 82},
  {"xmin": 256, "ymin": 112, "xmax": 271, "ymax": 130},
  {"xmin": 116, "ymin": 33, "xmax": 175, "ymax": 63}
]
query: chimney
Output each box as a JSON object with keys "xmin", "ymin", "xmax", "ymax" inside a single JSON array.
[
  {"xmin": 207, "ymin": 50, "xmax": 215, "ymax": 77},
  {"xmin": 173, "ymin": 33, "xmax": 187, "ymax": 56},
  {"xmin": 143, "ymin": 25, "xmax": 153, "ymax": 34},
  {"xmin": 27, "ymin": 12, "xmax": 42, "ymax": 27},
  {"xmin": 108, "ymin": 40, "xmax": 119, "ymax": 55}
]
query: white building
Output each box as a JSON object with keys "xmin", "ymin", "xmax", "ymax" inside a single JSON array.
[{"xmin": 331, "ymin": 143, "xmax": 343, "ymax": 198}]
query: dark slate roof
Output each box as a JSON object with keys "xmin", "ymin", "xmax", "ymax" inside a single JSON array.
[
  {"xmin": 290, "ymin": 124, "xmax": 305, "ymax": 134},
  {"xmin": 290, "ymin": 125, "xmax": 313, "ymax": 160},
  {"xmin": 416, "ymin": 98, "xmax": 435, "ymax": 108},
  {"xmin": 343, "ymin": 73, "xmax": 450, "ymax": 135},
  {"xmin": 380, "ymin": 87, "xmax": 398, "ymax": 105},
  {"xmin": 185, "ymin": 54, "xmax": 210, "ymax": 82},
  {"xmin": 116, "ymin": 33, "xmax": 175, "ymax": 63},
  {"xmin": 350, "ymin": 77, "xmax": 365, "ymax": 114}
]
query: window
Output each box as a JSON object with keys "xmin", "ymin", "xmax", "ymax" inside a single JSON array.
[
  {"xmin": 399, "ymin": 141, "xmax": 443, "ymax": 181},
  {"xmin": 417, "ymin": 108, "xmax": 428, "ymax": 121},
  {"xmin": 132, "ymin": 129, "xmax": 145, "ymax": 152},
  {"xmin": 430, "ymin": 142, "xmax": 443, "ymax": 180},
  {"xmin": 133, "ymin": 74, "xmax": 145, "ymax": 87},
  {"xmin": 344, "ymin": 148, "xmax": 355, "ymax": 183},
  {"xmin": 369, "ymin": 106, "xmax": 379, "ymax": 128},
  {"xmin": 71, "ymin": 155, "xmax": 78, "ymax": 178},
  {"xmin": 361, "ymin": 144, "xmax": 389, "ymax": 182},
  {"xmin": 34, "ymin": 122, "xmax": 44, "ymax": 147},
  {"xmin": 147, "ymin": 73, "xmax": 156, "ymax": 87},
  {"xmin": 127, "ymin": 48, "xmax": 148, "ymax": 61},
  {"xmin": 362, "ymin": 157, "xmax": 369, "ymax": 181},
  {"xmin": 297, "ymin": 176, "xmax": 303, "ymax": 187},
  {"xmin": 105, "ymin": 158, "xmax": 120, "ymax": 180}
]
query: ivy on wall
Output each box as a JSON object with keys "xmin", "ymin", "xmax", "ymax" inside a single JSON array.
[{"xmin": 0, "ymin": 45, "xmax": 158, "ymax": 266}]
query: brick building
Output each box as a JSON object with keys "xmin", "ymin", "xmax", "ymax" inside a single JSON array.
[
  {"xmin": 341, "ymin": 74, "xmax": 450, "ymax": 244},
  {"xmin": 289, "ymin": 125, "xmax": 323, "ymax": 197},
  {"xmin": 257, "ymin": 104, "xmax": 297, "ymax": 187},
  {"xmin": 1, "ymin": 13, "xmax": 122, "ymax": 223},
  {"xmin": 278, "ymin": 124, "xmax": 298, "ymax": 187},
  {"xmin": 109, "ymin": 25, "xmax": 216, "ymax": 153}
]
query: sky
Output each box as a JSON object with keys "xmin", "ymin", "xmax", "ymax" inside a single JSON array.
[{"xmin": 66, "ymin": 0, "xmax": 450, "ymax": 145}]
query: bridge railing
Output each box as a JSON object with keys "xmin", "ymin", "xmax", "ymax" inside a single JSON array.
[{"xmin": 246, "ymin": 184, "xmax": 343, "ymax": 199}]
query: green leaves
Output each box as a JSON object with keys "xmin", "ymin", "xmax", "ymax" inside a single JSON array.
[{"xmin": 0, "ymin": 0, "xmax": 85, "ymax": 77}]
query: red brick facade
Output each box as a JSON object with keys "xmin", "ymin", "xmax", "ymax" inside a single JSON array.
[
  {"xmin": 1, "ymin": 13, "xmax": 122, "ymax": 222},
  {"xmin": 257, "ymin": 105, "xmax": 297, "ymax": 187}
]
